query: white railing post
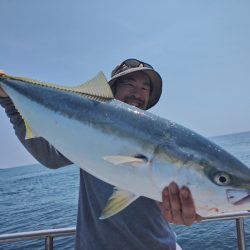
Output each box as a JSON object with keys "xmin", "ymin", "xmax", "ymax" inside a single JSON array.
[
  {"xmin": 236, "ymin": 218, "xmax": 245, "ymax": 250},
  {"xmin": 45, "ymin": 235, "xmax": 54, "ymax": 250}
]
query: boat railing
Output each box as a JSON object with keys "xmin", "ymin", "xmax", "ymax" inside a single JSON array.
[{"xmin": 0, "ymin": 211, "xmax": 250, "ymax": 250}]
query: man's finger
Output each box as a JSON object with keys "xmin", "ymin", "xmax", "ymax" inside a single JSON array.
[
  {"xmin": 180, "ymin": 187, "xmax": 196, "ymax": 226},
  {"xmin": 161, "ymin": 187, "xmax": 173, "ymax": 222},
  {"xmin": 169, "ymin": 182, "xmax": 183, "ymax": 224}
]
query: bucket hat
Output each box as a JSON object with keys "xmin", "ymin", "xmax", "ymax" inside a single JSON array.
[{"xmin": 108, "ymin": 59, "xmax": 162, "ymax": 109}]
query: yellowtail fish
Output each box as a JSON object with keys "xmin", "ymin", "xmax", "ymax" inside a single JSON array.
[{"xmin": 1, "ymin": 72, "xmax": 250, "ymax": 219}]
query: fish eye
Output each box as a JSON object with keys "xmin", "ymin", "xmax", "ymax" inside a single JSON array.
[{"xmin": 213, "ymin": 172, "xmax": 231, "ymax": 186}]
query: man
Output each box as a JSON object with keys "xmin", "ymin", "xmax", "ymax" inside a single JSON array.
[{"xmin": 0, "ymin": 59, "xmax": 201, "ymax": 249}]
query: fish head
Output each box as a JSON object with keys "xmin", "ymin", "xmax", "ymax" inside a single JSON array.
[{"xmin": 152, "ymin": 126, "xmax": 250, "ymax": 216}]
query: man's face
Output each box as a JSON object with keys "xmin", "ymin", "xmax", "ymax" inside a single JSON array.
[{"xmin": 114, "ymin": 71, "xmax": 151, "ymax": 110}]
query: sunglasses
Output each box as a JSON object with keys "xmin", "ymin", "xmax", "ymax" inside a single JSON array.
[{"xmin": 112, "ymin": 59, "xmax": 154, "ymax": 77}]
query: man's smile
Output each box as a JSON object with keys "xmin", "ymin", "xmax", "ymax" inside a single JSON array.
[{"xmin": 124, "ymin": 97, "xmax": 144, "ymax": 108}]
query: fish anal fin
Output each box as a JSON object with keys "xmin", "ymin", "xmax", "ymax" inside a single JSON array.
[
  {"xmin": 99, "ymin": 188, "xmax": 139, "ymax": 219},
  {"xmin": 10, "ymin": 99, "xmax": 39, "ymax": 140},
  {"xmin": 23, "ymin": 118, "xmax": 39, "ymax": 139}
]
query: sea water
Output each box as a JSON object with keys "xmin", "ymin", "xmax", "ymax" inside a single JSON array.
[{"xmin": 1, "ymin": 131, "xmax": 250, "ymax": 250}]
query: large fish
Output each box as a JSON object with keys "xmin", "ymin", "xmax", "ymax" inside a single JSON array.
[{"xmin": 1, "ymin": 72, "xmax": 250, "ymax": 219}]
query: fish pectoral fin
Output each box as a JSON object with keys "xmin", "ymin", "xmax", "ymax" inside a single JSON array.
[
  {"xmin": 103, "ymin": 155, "xmax": 146, "ymax": 165},
  {"xmin": 23, "ymin": 118, "xmax": 39, "ymax": 139},
  {"xmin": 72, "ymin": 71, "xmax": 114, "ymax": 100},
  {"xmin": 99, "ymin": 188, "xmax": 139, "ymax": 219}
]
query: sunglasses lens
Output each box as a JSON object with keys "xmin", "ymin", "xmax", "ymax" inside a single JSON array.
[
  {"xmin": 124, "ymin": 59, "xmax": 153, "ymax": 69},
  {"xmin": 112, "ymin": 59, "xmax": 153, "ymax": 76},
  {"xmin": 123, "ymin": 59, "xmax": 141, "ymax": 67}
]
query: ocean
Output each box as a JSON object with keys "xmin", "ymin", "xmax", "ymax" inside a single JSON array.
[{"xmin": 1, "ymin": 131, "xmax": 250, "ymax": 250}]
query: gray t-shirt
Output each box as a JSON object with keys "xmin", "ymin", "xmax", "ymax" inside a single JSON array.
[{"xmin": 0, "ymin": 97, "xmax": 176, "ymax": 250}]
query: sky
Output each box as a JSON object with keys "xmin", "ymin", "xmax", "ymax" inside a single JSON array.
[{"xmin": 0, "ymin": 0, "xmax": 249, "ymax": 168}]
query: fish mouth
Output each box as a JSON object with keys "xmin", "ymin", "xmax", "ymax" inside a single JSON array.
[{"xmin": 227, "ymin": 189, "xmax": 250, "ymax": 206}]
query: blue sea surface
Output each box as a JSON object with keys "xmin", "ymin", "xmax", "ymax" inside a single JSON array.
[
  {"xmin": 1, "ymin": 131, "xmax": 250, "ymax": 250},
  {"xmin": 0, "ymin": 165, "xmax": 79, "ymax": 250}
]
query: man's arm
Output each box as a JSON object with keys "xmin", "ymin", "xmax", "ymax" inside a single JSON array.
[{"xmin": 0, "ymin": 85, "xmax": 72, "ymax": 169}]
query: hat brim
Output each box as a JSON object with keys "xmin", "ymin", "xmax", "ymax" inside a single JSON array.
[{"xmin": 108, "ymin": 67, "xmax": 162, "ymax": 109}]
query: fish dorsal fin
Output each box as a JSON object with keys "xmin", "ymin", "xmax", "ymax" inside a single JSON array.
[
  {"xmin": 99, "ymin": 188, "xmax": 139, "ymax": 219},
  {"xmin": 1, "ymin": 71, "xmax": 114, "ymax": 100},
  {"xmin": 71, "ymin": 71, "xmax": 114, "ymax": 99}
]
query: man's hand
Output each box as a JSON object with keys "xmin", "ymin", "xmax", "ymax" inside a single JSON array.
[
  {"xmin": 0, "ymin": 71, "xmax": 8, "ymax": 98},
  {"xmin": 157, "ymin": 182, "xmax": 203, "ymax": 226}
]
